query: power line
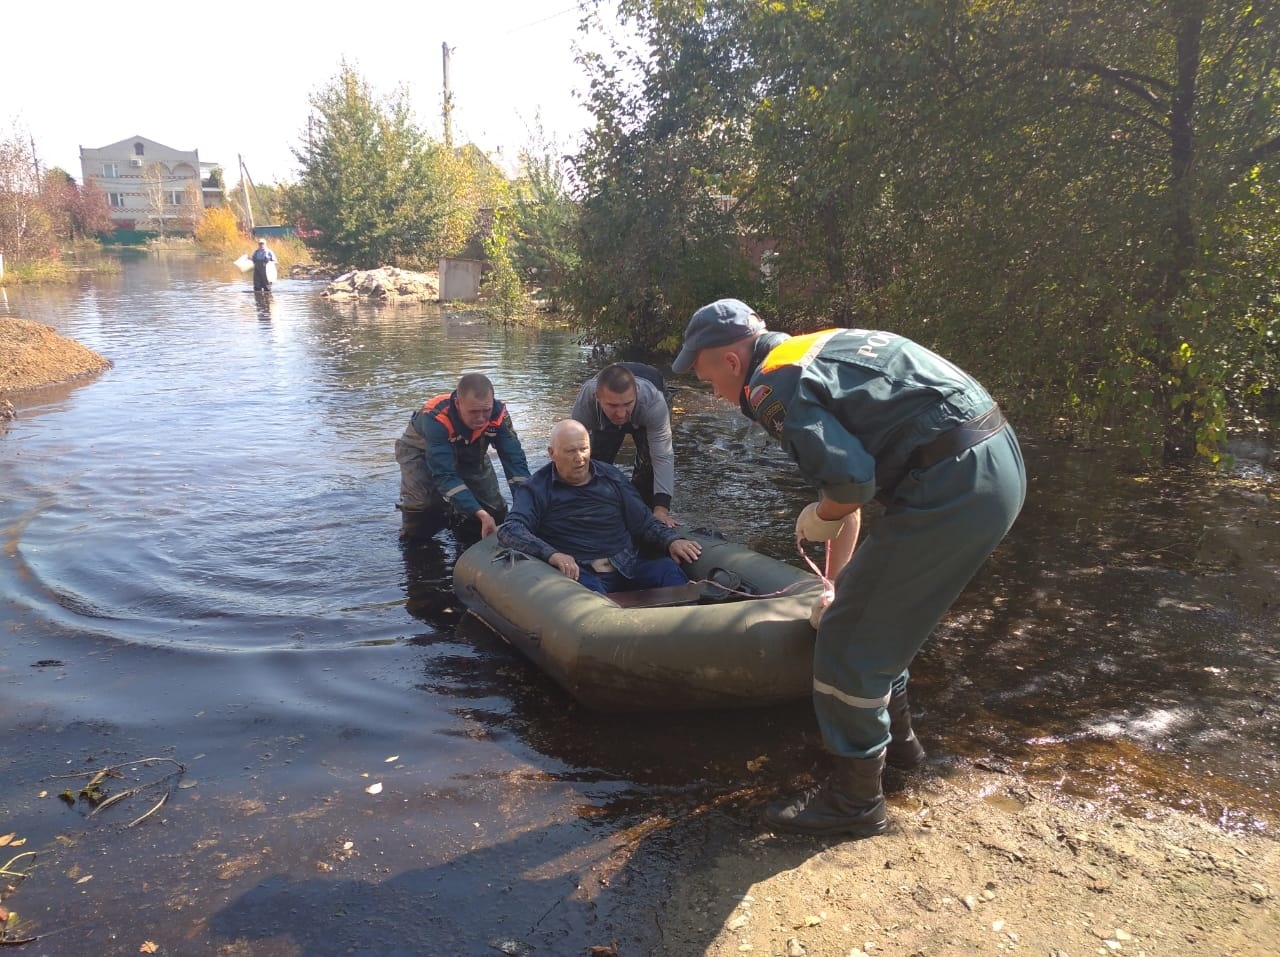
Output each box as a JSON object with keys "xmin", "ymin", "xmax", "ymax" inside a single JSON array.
[{"xmin": 494, "ymin": 4, "xmax": 580, "ymax": 37}]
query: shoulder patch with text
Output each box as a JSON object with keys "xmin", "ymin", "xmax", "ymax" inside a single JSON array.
[{"xmin": 757, "ymin": 398, "xmax": 787, "ymax": 436}]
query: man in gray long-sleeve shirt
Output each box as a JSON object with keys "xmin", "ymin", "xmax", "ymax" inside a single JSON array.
[{"xmin": 570, "ymin": 362, "xmax": 678, "ymax": 527}]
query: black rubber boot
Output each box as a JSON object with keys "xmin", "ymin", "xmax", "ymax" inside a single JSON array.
[
  {"xmin": 885, "ymin": 688, "xmax": 927, "ymax": 770},
  {"xmin": 763, "ymin": 752, "xmax": 887, "ymax": 837}
]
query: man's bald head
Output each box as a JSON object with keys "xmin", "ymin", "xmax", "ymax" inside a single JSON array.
[{"xmin": 548, "ymin": 419, "xmax": 592, "ymax": 485}]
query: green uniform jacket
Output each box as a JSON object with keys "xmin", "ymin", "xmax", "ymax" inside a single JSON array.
[{"xmin": 741, "ymin": 329, "xmax": 996, "ymax": 505}]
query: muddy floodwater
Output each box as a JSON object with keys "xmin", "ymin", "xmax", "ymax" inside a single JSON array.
[{"xmin": 1, "ymin": 252, "xmax": 1277, "ymax": 955}]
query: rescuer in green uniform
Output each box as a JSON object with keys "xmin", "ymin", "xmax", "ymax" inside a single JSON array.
[{"xmin": 673, "ymin": 299, "xmax": 1026, "ymax": 837}]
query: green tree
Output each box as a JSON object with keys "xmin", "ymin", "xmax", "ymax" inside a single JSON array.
[
  {"xmin": 861, "ymin": 0, "xmax": 1280, "ymax": 459},
  {"xmin": 574, "ymin": 0, "xmax": 1280, "ymax": 460},
  {"xmin": 229, "ymin": 177, "xmax": 287, "ymax": 231},
  {"xmin": 510, "ymin": 124, "xmax": 580, "ymax": 311},
  {"xmin": 287, "ymin": 61, "xmax": 478, "ymax": 269},
  {"xmin": 481, "ymin": 208, "xmax": 528, "ymax": 318},
  {"xmin": 568, "ymin": 1, "xmax": 757, "ymax": 352}
]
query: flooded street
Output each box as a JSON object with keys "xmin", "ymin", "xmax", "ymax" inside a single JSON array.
[{"xmin": 1, "ymin": 252, "xmax": 1277, "ymax": 954}]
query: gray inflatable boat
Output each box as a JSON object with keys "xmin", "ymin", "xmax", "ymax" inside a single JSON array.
[{"xmin": 452, "ymin": 529, "xmax": 822, "ymax": 711}]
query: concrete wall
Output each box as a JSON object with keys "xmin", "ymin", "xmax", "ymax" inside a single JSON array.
[{"xmin": 439, "ymin": 258, "xmax": 483, "ymax": 302}]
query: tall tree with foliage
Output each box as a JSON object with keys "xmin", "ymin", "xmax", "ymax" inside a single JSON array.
[
  {"xmin": 569, "ymin": 1, "xmax": 758, "ymax": 352},
  {"xmin": 510, "ymin": 124, "xmax": 580, "ymax": 311},
  {"xmin": 287, "ymin": 62, "xmax": 479, "ymax": 270},
  {"xmin": 573, "ymin": 0, "xmax": 1280, "ymax": 459}
]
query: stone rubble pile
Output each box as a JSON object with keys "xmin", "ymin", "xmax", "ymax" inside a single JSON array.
[{"xmin": 323, "ymin": 266, "xmax": 439, "ymax": 301}]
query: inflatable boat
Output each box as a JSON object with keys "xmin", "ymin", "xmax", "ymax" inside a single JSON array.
[{"xmin": 452, "ymin": 529, "xmax": 822, "ymax": 711}]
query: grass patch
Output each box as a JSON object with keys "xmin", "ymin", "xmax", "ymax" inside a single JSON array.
[{"xmin": 0, "ymin": 259, "xmax": 72, "ymax": 284}]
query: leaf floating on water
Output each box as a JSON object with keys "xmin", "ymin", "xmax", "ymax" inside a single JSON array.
[
  {"xmin": 76, "ymin": 875, "xmax": 93, "ymax": 884},
  {"xmin": 365, "ymin": 782, "xmax": 383, "ymax": 795},
  {"xmin": 385, "ymin": 755, "xmax": 399, "ymax": 763},
  {"xmin": 178, "ymin": 779, "xmax": 198, "ymax": 789},
  {"xmin": 746, "ymin": 755, "xmax": 769, "ymax": 773},
  {"xmin": 0, "ymin": 833, "xmax": 14, "ymax": 847},
  {"xmin": 140, "ymin": 941, "xmax": 159, "ymax": 953}
]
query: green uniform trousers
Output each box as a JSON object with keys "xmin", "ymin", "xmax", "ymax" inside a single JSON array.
[{"xmin": 813, "ymin": 425, "xmax": 1026, "ymax": 758}]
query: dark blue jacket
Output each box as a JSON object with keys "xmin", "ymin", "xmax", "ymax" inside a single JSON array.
[{"xmin": 497, "ymin": 460, "xmax": 680, "ymax": 576}]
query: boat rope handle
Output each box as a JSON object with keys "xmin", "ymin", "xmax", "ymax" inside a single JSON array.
[
  {"xmin": 685, "ymin": 540, "xmax": 835, "ymax": 600},
  {"xmin": 685, "ymin": 576, "xmax": 816, "ymax": 599},
  {"xmin": 795, "ymin": 540, "xmax": 836, "ymax": 591}
]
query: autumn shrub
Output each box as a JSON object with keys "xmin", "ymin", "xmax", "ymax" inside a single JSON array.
[{"xmin": 194, "ymin": 206, "xmax": 245, "ymax": 254}]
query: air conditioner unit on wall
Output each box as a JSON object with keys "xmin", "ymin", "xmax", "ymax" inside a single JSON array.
[{"xmin": 130, "ymin": 158, "xmax": 144, "ymax": 167}]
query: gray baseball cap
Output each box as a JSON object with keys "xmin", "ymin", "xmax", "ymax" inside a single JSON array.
[{"xmin": 672, "ymin": 299, "xmax": 766, "ymax": 373}]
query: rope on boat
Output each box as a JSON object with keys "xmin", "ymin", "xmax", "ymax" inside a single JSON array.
[
  {"xmin": 686, "ymin": 541, "xmax": 836, "ymax": 601},
  {"xmin": 684, "ymin": 575, "xmax": 815, "ymax": 600}
]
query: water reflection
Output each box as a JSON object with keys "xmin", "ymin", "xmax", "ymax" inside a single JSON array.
[{"xmin": 253, "ymin": 289, "xmax": 274, "ymax": 320}]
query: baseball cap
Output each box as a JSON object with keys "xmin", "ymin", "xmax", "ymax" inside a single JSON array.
[{"xmin": 671, "ymin": 299, "xmax": 766, "ymax": 373}]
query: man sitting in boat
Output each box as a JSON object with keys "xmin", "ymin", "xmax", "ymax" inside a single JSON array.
[
  {"xmin": 570, "ymin": 362, "xmax": 678, "ymax": 528},
  {"xmin": 395, "ymin": 373, "xmax": 531, "ymax": 541},
  {"xmin": 497, "ymin": 419, "xmax": 702, "ymax": 594}
]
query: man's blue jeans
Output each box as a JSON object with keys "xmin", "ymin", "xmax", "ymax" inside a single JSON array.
[{"xmin": 576, "ymin": 556, "xmax": 687, "ymax": 594}]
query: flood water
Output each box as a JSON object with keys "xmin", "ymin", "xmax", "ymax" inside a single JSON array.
[{"xmin": 1, "ymin": 252, "xmax": 1277, "ymax": 955}]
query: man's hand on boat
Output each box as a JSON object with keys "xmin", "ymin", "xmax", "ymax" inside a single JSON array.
[
  {"xmin": 476, "ymin": 509, "xmax": 499, "ymax": 539},
  {"xmin": 548, "ymin": 552, "xmax": 581, "ymax": 580},
  {"xmin": 669, "ymin": 538, "xmax": 702, "ymax": 564},
  {"xmin": 652, "ymin": 505, "xmax": 679, "ymax": 528}
]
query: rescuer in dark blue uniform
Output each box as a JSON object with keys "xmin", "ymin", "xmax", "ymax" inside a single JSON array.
[
  {"xmin": 673, "ymin": 299, "xmax": 1026, "ymax": 837},
  {"xmin": 394, "ymin": 373, "xmax": 531, "ymax": 541}
]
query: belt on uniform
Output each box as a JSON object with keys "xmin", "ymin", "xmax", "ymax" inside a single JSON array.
[
  {"xmin": 587, "ymin": 557, "xmax": 615, "ymax": 573},
  {"xmin": 905, "ymin": 404, "xmax": 1008, "ymax": 472}
]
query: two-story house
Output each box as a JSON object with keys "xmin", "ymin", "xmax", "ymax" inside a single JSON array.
[{"xmin": 79, "ymin": 135, "xmax": 223, "ymax": 232}]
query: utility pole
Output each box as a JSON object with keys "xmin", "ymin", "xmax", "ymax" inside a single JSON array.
[
  {"xmin": 30, "ymin": 134, "xmax": 40, "ymax": 193},
  {"xmin": 239, "ymin": 154, "xmax": 256, "ymax": 231},
  {"xmin": 442, "ymin": 42, "xmax": 454, "ymax": 149}
]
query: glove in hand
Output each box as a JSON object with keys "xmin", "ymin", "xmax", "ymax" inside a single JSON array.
[
  {"xmin": 796, "ymin": 502, "xmax": 844, "ymax": 542},
  {"xmin": 809, "ymin": 585, "xmax": 835, "ymax": 628}
]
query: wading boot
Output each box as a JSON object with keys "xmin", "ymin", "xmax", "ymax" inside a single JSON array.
[
  {"xmin": 885, "ymin": 688, "xmax": 927, "ymax": 770},
  {"xmin": 763, "ymin": 752, "xmax": 887, "ymax": 837}
]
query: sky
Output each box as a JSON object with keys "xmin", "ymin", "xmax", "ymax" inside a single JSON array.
[{"xmin": 2, "ymin": 1, "xmax": 624, "ymax": 187}]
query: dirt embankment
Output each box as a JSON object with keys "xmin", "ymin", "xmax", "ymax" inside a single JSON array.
[
  {"xmin": 653, "ymin": 763, "xmax": 1278, "ymax": 957},
  {"xmin": 0, "ymin": 317, "xmax": 112, "ymax": 397}
]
